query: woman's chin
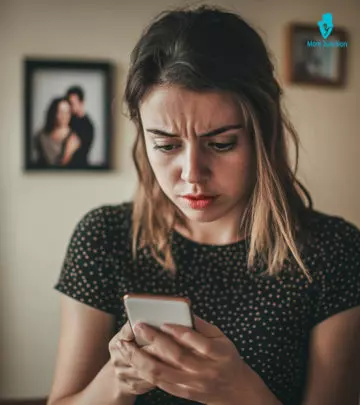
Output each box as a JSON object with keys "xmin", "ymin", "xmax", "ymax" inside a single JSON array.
[{"xmin": 175, "ymin": 201, "xmax": 222, "ymax": 223}]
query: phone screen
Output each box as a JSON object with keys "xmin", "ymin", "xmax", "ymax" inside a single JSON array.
[{"xmin": 123, "ymin": 294, "xmax": 193, "ymax": 346}]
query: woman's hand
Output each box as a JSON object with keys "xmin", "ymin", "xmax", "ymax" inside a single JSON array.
[
  {"xmin": 66, "ymin": 134, "xmax": 81, "ymax": 155},
  {"xmin": 108, "ymin": 321, "xmax": 156, "ymax": 397},
  {"xmin": 116, "ymin": 315, "xmax": 248, "ymax": 404},
  {"xmin": 61, "ymin": 134, "xmax": 81, "ymax": 165}
]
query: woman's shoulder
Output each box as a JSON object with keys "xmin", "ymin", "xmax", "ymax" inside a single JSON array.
[
  {"xmin": 77, "ymin": 201, "xmax": 134, "ymax": 232},
  {"xmin": 57, "ymin": 201, "xmax": 134, "ymax": 315},
  {"xmin": 35, "ymin": 129, "xmax": 47, "ymax": 142},
  {"xmin": 63, "ymin": 201, "xmax": 135, "ymax": 265},
  {"xmin": 301, "ymin": 209, "xmax": 360, "ymax": 327},
  {"xmin": 301, "ymin": 208, "xmax": 360, "ymax": 280},
  {"xmin": 303, "ymin": 208, "xmax": 360, "ymax": 246}
]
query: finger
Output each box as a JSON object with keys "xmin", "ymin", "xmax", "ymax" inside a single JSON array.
[
  {"xmin": 159, "ymin": 321, "xmax": 224, "ymax": 359},
  {"xmin": 113, "ymin": 339, "xmax": 137, "ymax": 366},
  {"xmin": 122, "ymin": 340, "xmax": 197, "ymax": 387},
  {"xmin": 193, "ymin": 316, "xmax": 223, "ymax": 337},
  {"xmin": 141, "ymin": 340, "xmax": 200, "ymax": 371},
  {"xmin": 156, "ymin": 381, "xmax": 204, "ymax": 403},
  {"xmin": 111, "ymin": 342, "xmax": 204, "ymax": 400},
  {"xmin": 135, "ymin": 324, "xmax": 203, "ymax": 370},
  {"xmin": 109, "ymin": 322, "xmax": 134, "ymax": 354},
  {"xmin": 113, "ymin": 368, "xmax": 155, "ymax": 395},
  {"xmin": 114, "ymin": 366, "xmax": 155, "ymax": 386},
  {"xmin": 117, "ymin": 321, "xmax": 135, "ymax": 341},
  {"xmin": 161, "ymin": 316, "xmax": 222, "ymax": 341}
]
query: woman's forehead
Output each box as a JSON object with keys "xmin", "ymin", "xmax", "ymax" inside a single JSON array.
[
  {"xmin": 140, "ymin": 85, "xmax": 243, "ymax": 126},
  {"xmin": 58, "ymin": 101, "xmax": 70, "ymax": 111}
]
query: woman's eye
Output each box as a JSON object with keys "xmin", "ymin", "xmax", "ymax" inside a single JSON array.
[
  {"xmin": 209, "ymin": 142, "xmax": 236, "ymax": 151},
  {"xmin": 152, "ymin": 142, "xmax": 236, "ymax": 153},
  {"xmin": 152, "ymin": 144, "xmax": 180, "ymax": 152}
]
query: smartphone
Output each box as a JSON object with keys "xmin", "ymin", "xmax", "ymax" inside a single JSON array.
[{"xmin": 123, "ymin": 293, "xmax": 194, "ymax": 346}]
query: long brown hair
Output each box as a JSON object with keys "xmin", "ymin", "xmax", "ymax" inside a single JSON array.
[{"xmin": 124, "ymin": 5, "xmax": 313, "ymax": 281}]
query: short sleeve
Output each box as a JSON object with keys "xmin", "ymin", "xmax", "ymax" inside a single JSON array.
[
  {"xmin": 311, "ymin": 219, "xmax": 360, "ymax": 326},
  {"xmin": 54, "ymin": 207, "xmax": 118, "ymax": 315}
]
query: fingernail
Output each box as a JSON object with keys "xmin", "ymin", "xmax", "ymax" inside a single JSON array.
[
  {"xmin": 116, "ymin": 338, "xmax": 133, "ymax": 348},
  {"xmin": 116, "ymin": 339, "xmax": 128, "ymax": 348},
  {"xmin": 160, "ymin": 324, "xmax": 173, "ymax": 333},
  {"xmin": 122, "ymin": 340, "xmax": 133, "ymax": 348},
  {"xmin": 134, "ymin": 322, "xmax": 145, "ymax": 333}
]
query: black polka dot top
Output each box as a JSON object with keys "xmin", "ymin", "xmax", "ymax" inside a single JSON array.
[{"xmin": 54, "ymin": 201, "xmax": 360, "ymax": 405}]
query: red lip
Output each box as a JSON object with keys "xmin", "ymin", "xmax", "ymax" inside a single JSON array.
[
  {"xmin": 182, "ymin": 194, "xmax": 216, "ymax": 200},
  {"xmin": 182, "ymin": 195, "xmax": 217, "ymax": 210}
]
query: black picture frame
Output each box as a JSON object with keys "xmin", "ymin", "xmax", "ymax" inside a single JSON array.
[
  {"xmin": 24, "ymin": 58, "xmax": 115, "ymax": 171},
  {"xmin": 285, "ymin": 23, "xmax": 349, "ymax": 88}
]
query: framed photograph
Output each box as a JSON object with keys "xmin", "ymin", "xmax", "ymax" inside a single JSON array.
[
  {"xmin": 285, "ymin": 23, "xmax": 349, "ymax": 87},
  {"xmin": 24, "ymin": 58, "xmax": 115, "ymax": 171}
]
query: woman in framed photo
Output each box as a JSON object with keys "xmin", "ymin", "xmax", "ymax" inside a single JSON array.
[{"xmin": 34, "ymin": 97, "xmax": 81, "ymax": 167}]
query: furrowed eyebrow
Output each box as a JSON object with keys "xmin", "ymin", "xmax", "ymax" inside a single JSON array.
[{"xmin": 146, "ymin": 124, "xmax": 244, "ymax": 138}]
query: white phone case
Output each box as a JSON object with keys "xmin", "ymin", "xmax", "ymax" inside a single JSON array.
[{"xmin": 123, "ymin": 294, "xmax": 193, "ymax": 346}]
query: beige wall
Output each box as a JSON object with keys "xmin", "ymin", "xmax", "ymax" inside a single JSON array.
[{"xmin": 0, "ymin": 0, "xmax": 359, "ymax": 399}]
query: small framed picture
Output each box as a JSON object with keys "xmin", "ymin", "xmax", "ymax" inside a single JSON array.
[
  {"xmin": 285, "ymin": 23, "xmax": 349, "ymax": 87},
  {"xmin": 24, "ymin": 58, "xmax": 115, "ymax": 171}
]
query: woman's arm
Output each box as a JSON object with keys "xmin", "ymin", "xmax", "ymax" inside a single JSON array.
[
  {"xmin": 60, "ymin": 133, "xmax": 80, "ymax": 166},
  {"xmin": 228, "ymin": 306, "xmax": 360, "ymax": 405},
  {"xmin": 47, "ymin": 295, "xmax": 136, "ymax": 405},
  {"xmin": 301, "ymin": 306, "xmax": 360, "ymax": 405},
  {"xmin": 34, "ymin": 132, "xmax": 50, "ymax": 166}
]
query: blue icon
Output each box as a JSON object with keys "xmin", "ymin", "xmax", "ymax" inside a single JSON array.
[{"xmin": 318, "ymin": 13, "xmax": 334, "ymax": 39}]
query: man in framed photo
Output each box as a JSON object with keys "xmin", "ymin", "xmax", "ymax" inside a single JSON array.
[
  {"xmin": 66, "ymin": 85, "xmax": 94, "ymax": 167},
  {"xmin": 294, "ymin": 42, "xmax": 324, "ymax": 80}
]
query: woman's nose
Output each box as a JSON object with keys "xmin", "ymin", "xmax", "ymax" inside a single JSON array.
[{"xmin": 180, "ymin": 144, "xmax": 210, "ymax": 184}]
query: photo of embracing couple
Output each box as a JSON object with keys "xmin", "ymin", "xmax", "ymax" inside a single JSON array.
[{"xmin": 34, "ymin": 86, "xmax": 94, "ymax": 169}]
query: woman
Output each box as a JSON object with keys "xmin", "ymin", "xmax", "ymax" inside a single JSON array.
[
  {"xmin": 47, "ymin": 5, "xmax": 360, "ymax": 405},
  {"xmin": 35, "ymin": 97, "xmax": 81, "ymax": 167}
]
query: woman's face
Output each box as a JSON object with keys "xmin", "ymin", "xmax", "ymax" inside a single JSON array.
[
  {"xmin": 56, "ymin": 100, "xmax": 71, "ymax": 127},
  {"xmin": 140, "ymin": 84, "xmax": 255, "ymax": 227}
]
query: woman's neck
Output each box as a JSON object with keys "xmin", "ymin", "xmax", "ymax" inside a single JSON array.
[{"xmin": 174, "ymin": 213, "xmax": 247, "ymax": 245}]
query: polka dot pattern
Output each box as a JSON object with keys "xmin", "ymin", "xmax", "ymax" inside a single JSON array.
[{"xmin": 55, "ymin": 202, "xmax": 360, "ymax": 405}]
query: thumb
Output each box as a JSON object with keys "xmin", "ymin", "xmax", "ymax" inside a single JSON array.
[
  {"xmin": 118, "ymin": 321, "xmax": 135, "ymax": 341},
  {"xmin": 193, "ymin": 315, "xmax": 223, "ymax": 338}
]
